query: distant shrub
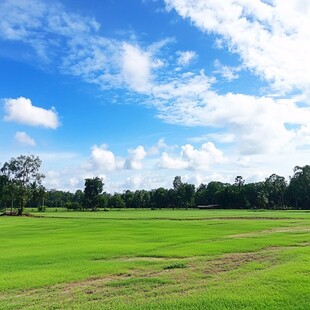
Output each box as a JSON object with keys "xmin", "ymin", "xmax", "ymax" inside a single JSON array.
[
  {"xmin": 65, "ymin": 202, "xmax": 82, "ymax": 211},
  {"xmin": 37, "ymin": 205, "xmax": 46, "ymax": 212}
]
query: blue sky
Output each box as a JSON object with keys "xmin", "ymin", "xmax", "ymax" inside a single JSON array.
[{"xmin": 1, "ymin": 0, "xmax": 310, "ymax": 192}]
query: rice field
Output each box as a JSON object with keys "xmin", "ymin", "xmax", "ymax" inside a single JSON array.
[{"xmin": 1, "ymin": 209, "xmax": 310, "ymax": 309}]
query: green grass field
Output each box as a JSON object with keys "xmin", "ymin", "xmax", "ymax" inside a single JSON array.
[{"xmin": 1, "ymin": 209, "xmax": 310, "ymax": 309}]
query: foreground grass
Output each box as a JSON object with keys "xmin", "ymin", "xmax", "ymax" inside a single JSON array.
[{"xmin": 1, "ymin": 209, "xmax": 310, "ymax": 309}]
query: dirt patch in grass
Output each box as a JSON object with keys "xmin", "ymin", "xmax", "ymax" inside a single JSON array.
[
  {"xmin": 205, "ymin": 253, "xmax": 269, "ymax": 274},
  {"xmin": 0, "ymin": 248, "xmax": 285, "ymax": 309},
  {"xmin": 265, "ymin": 241, "xmax": 310, "ymax": 251},
  {"xmin": 226, "ymin": 227, "xmax": 310, "ymax": 239},
  {"xmin": 60, "ymin": 266, "xmax": 174, "ymax": 296}
]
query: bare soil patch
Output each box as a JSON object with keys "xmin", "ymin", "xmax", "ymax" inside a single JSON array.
[
  {"xmin": 226, "ymin": 227, "xmax": 310, "ymax": 239},
  {"xmin": 199, "ymin": 251, "xmax": 274, "ymax": 275}
]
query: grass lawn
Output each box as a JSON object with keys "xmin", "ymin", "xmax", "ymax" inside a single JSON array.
[{"xmin": 1, "ymin": 209, "xmax": 310, "ymax": 309}]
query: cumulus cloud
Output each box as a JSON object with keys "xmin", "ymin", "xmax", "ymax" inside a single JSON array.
[
  {"xmin": 176, "ymin": 50, "xmax": 196, "ymax": 66},
  {"xmin": 159, "ymin": 142, "xmax": 226, "ymax": 170},
  {"xmin": 88, "ymin": 144, "xmax": 124, "ymax": 172},
  {"xmin": 88, "ymin": 144, "xmax": 149, "ymax": 172},
  {"xmin": 15, "ymin": 131, "xmax": 36, "ymax": 146},
  {"xmin": 165, "ymin": 0, "xmax": 310, "ymax": 94},
  {"xmin": 159, "ymin": 152, "xmax": 189, "ymax": 170},
  {"xmin": 124, "ymin": 146, "xmax": 147, "ymax": 170},
  {"xmin": 3, "ymin": 97, "xmax": 59, "ymax": 129}
]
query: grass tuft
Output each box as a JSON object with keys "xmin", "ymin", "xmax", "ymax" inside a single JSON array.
[{"xmin": 163, "ymin": 262, "xmax": 187, "ymax": 270}]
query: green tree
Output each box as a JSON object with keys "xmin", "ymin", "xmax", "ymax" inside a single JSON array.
[
  {"xmin": 182, "ymin": 183, "xmax": 195, "ymax": 209},
  {"xmin": 151, "ymin": 187, "xmax": 169, "ymax": 209},
  {"xmin": 122, "ymin": 190, "xmax": 134, "ymax": 208},
  {"xmin": 264, "ymin": 174, "xmax": 287, "ymax": 209},
  {"xmin": 108, "ymin": 193, "xmax": 125, "ymax": 209},
  {"xmin": 206, "ymin": 181, "xmax": 227, "ymax": 205},
  {"xmin": 171, "ymin": 176, "xmax": 195, "ymax": 208},
  {"xmin": 195, "ymin": 183, "xmax": 208, "ymax": 206},
  {"xmin": 234, "ymin": 176, "xmax": 245, "ymax": 193},
  {"xmin": 73, "ymin": 189, "xmax": 84, "ymax": 210},
  {"xmin": 287, "ymin": 166, "xmax": 310, "ymax": 209},
  {"xmin": 133, "ymin": 190, "xmax": 150, "ymax": 208},
  {"xmin": 83, "ymin": 177, "xmax": 104, "ymax": 211},
  {"xmin": 0, "ymin": 155, "xmax": 44, "ymax": 215},
  {"xmin": 0, "ymin": 175, "xmax": 9, "ymax": 211},
  {"xmin": 173, "ymin": 176, "xmax": 182, "ymax": 190}
]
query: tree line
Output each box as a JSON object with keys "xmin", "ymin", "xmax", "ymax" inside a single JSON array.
[{"xmin": 1, "ymin": 154, "xmax": 310, "ymax": 214}]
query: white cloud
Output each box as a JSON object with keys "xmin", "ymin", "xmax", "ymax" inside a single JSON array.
[
  {"xmin": 125, "ymin": 146, "xmax": 147, "ymax": 170},
  {"xmin": 165, "ymin": 0, "xmax": 310, "ymax": 94},
  {"xmin": 213, "ymin": 59, "xmax": 240, "ymax": 81},
  {"xmin": 159, "ymin": 142, "xmax": 226, "ymax": 170},
  {"xmin": 150, "ymin": 69, "xmax": 310, "ymax": 155},
  {"xmin": 182, "ymin": 172, "xmax": 229, "ymax": 186},
  {"xmin": 147, "ymin": 138, "xmax": 175, "ymax": 155},
  {"xmin": 0, "ymin": 0, "xmax": 170, "ymax": 93},
  {"xmin": 152, "ymin": 70, "xmax": 215, "ymax": 103},
  {"xmin": 3, "ymin": 97, "xmax": 59, "ymax": 129},
  {"xmin": 88, "ymin": 144, "xmax": 124, "ymax": 172},
  {"xmin": 61, "ymin": 36, "xmax": 122, "ymax": 87},
  {"xmin": 124, "ymin": 175, "xmax": 144, "ymax": 191},
  {"xmin": 69, "ymin": 177, "xmax": 79, "ymax": 188},
  {"xmin": 44, "ymin": 169, "xmax": 83, "ymax": 192},
  {"xmin": 123, "ymin": 174, "xmax": 170, "ymax": 191},
  {"xmin": 176, "ymin": 50, "xmax": 196, "ymax": 66},
  {"xmin": 159, "ymin": 152, "xmax": 189, "ymax": 170},
  {"xmin": 88, "ymin": 144, "xmax": 149, "ymax": 172},
  {"xmin": 14, "ymin": 131, "xmax": 36, "ymax": 146},
  {"xmin": 44, "ymin": 170, "xmax": 62, "ymax": 189},
  {"xmin": 121, "ymin": 43, "xmax": 152, "ymax": 92},
  {"xmin": 0, "ymin": 0, "xmax": 99, "ymax": 62}
]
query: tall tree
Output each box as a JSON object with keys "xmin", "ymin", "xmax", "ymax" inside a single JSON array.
[
  {"xmin": 172, "ymin": 176, "xmax": 183, "ymax": 207},
  {"xmin": 264, "ymin": 174, "xmax": 287, "ymax": 209},
  {"xmin": 195, "ymin": 183, "xmax": 208, "ymax": 206},
  {"xmin": 288, "ymin": 166, "xmax": 310, "ymax": 209},
  {"xmin": 173, "ymin": 176, "xmax": 182, "ymax": 190},
  {"xmin": 0, "ymin": 175, "xmax": 9, "ymax": 211},
  {"xmin": 83, "ymin": 177, "xmax": 104, "ymax": 211},
  {"xmin": 234, "ymin": 176, "xmax": 245, "ymax": 193}
]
